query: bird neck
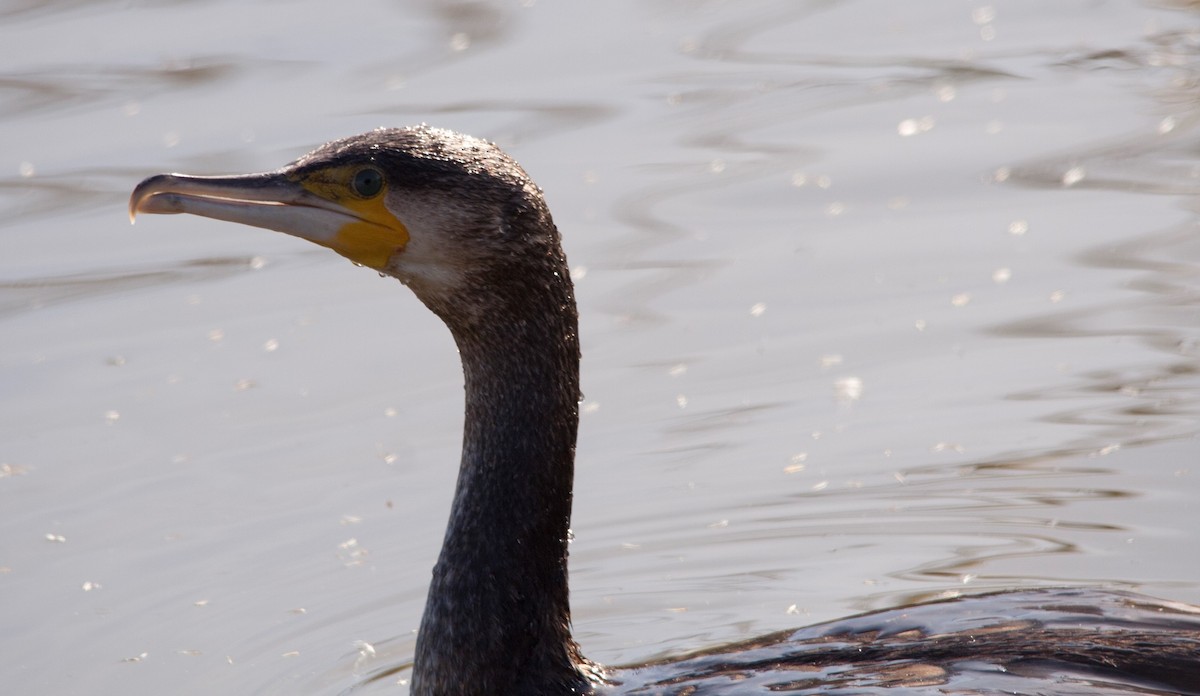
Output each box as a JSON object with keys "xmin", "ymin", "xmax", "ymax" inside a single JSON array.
[{"xmin": 412, "ymin": 273, "xmax": 592, "ymax": 695}]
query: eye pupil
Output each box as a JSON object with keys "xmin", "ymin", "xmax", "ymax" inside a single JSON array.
[{"xmin": 353, "ymin": 168, "xmax": 383, "ymax": 197}]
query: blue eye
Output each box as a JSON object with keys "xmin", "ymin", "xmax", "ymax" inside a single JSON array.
[{"xmin": 352, "ymin": 167, "xmax": 384, "ymax": 197}]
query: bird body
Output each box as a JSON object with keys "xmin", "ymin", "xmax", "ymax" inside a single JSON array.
[{"xmin": 131, "ymin": 126, "xmax": 1200, "ymax": 695}]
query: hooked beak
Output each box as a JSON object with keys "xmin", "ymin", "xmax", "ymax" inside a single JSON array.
[
  {"xmin": 130, "ymin": 171, "xmax": 409, "ymax": 270},
  {"xmin": 131, "ymin": 172, "xmax": 357, "ymax": 243}
]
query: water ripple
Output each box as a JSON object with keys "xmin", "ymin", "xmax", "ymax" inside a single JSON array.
[
  {"xmin": 0, "ymin": 257, "xmax": 261, "ymax": 320},
  {"xmin": 0, "ymin": 60, "xmax": 255, "ymax": 120}
]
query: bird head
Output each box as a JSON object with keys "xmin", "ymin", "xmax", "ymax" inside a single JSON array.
[{"xmin": 130, "ymin": 126, "xmax": 562, "ymax": 321}]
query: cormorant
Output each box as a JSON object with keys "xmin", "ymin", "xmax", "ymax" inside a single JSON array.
[{"xmin": 130, "ymin": 126, "xmax": 1200, "ymax": 695}]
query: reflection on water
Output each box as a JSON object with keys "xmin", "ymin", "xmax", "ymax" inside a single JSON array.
[
  {"xmin": 0, "ymin": 61, "xmax": 240, "ymax": 120},
  {"xmin": 0, "ymin": 168, "xmax": 156, "ymax": 228},
  {"xmin": 1, "ymin": 2, "xmax": 1199, "ymax": 695},
  {"xmin": 992, "ymin": 218, "xmax": 1200, "ymax": 446},
  {"xmin": 0, "ymin": 256, "xmax": 260, "ymax": 319}
]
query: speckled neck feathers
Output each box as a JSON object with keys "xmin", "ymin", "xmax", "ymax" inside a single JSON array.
[{"xmin": 371, "ymin": 128, "xmax": 593, "ymax": 694}]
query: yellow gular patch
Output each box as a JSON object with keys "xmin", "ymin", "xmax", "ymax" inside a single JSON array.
[{"xmin": 295, "ymin": 166, "xmax": 410, "ymax": 270}]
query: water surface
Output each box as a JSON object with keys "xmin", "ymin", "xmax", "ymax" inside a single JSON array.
[{"xmin": 2, "ymin": 2, "xmax": 1199, "ymax": 694}]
